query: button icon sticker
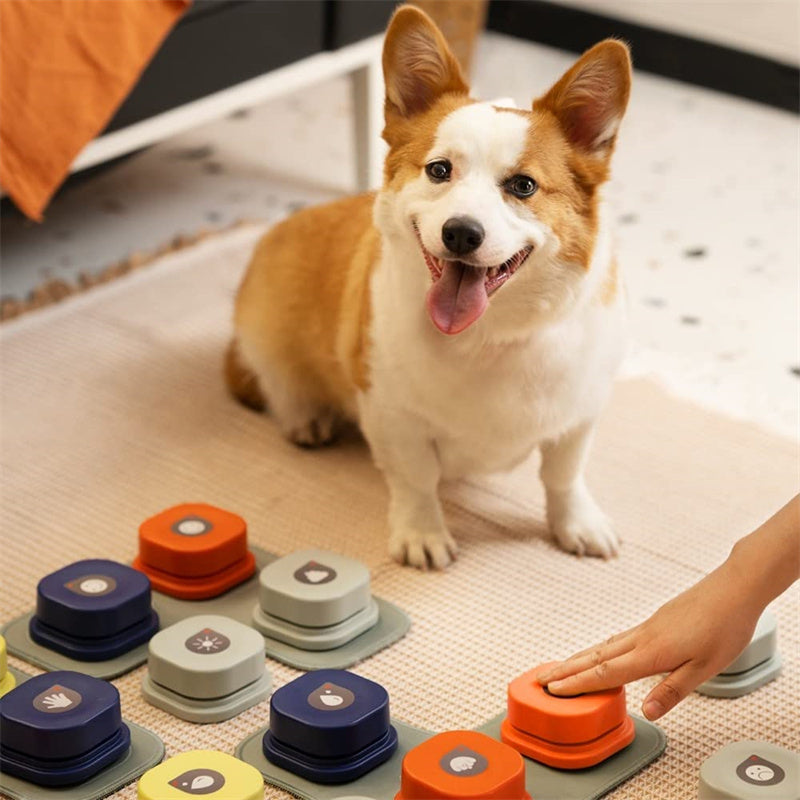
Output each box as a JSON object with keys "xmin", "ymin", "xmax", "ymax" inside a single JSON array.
[
  {"xmin": 32, "ymin": 684, "xmax": 82, "ymax": 713},
  {"xmin": 440, "ymin": 746, "xmax": 489, "ymax": 777},
  {"xmin": 307, "ymin": 682, "xmax": 355, "ymax": 711},
  {"xmin": 184, "ymin": 628, "xmax": 231, "ymax": 655},
  {"xmin": 736, "ymin": 754, "xmax": 785, "ymax": 786},
  {"xmin": 171, "ymin": 516, "xmax": 213, "ymax": 536},
  {"xmin": 168, "ymin": 767, "xmax": 226, "ymax": 794},
  {"xmin": 294, "ymin": 560, "xmax": 337, "ymax": 585},
  {"xmin": 64, "ymin": 574, "xmax": 117, "ymax": 597}
]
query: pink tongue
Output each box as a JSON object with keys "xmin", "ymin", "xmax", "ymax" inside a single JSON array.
[{"xmin": 425, "ymin": 262, "xmax": 488, "ymax": 335}]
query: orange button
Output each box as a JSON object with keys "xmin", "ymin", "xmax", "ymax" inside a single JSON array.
[
  {"xmin": 501, "ymin": 663, "xmax": 635, "ymax": 769},
  {"xmin": 133, "ymin": 504, "xmax": 255, "ymax": 600},
  {"xmin": 395, "ymin": 731, "xmax": 531, "ymax": 800}
]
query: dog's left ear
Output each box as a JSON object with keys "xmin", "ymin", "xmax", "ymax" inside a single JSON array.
[
  {"xmin": 535, "ymin": 40, "xmax": 631, "ymax": 159},
  {"xmin": 382, "ymin": 5, "xmax": 468, "ymax": 120}
]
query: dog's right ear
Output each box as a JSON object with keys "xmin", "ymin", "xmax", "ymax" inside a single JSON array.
[{"xmin": 382, "ymin": 5, "xmax": 468, "ymax": 120}]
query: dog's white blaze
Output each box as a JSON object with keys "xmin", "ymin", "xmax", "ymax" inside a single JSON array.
[{"xmin": 430, "ymin": 103, "xmax": 530, "ymax": 179}]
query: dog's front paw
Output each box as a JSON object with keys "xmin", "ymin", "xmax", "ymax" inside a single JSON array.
[
  {"xmin": 546, "ymin": 485, "xmax": 619, "ymax": 559},
  {"xmin": 389, "ymin": 526, "xmax": 458, "ymax": 570}
]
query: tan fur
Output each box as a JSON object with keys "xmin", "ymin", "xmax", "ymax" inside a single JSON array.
[
  {"xmin": 224, "ymin": 339, "xmax": 265, "ymax": 411},
  {"xmin": 229, "ymin": 193, "xmax": 378, "ymax": 421}
]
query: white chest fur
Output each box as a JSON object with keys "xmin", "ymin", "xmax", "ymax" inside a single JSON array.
[{"xmin": 360, "ymin": 237, "xmax": 627, "ymax": 480}]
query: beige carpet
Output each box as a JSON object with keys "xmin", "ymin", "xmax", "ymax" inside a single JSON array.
[{"xmin": 1, "ymin": 225, "xmax": 797, "ymax": 799}]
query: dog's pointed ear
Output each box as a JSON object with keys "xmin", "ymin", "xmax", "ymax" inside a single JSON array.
[
  {"xmin": 535, "ymin": 40, "xmax": 631, "ymax": 158},
  {"xmin": 382, "ymin": 5, "xmax": 468, "ymax": 119}
]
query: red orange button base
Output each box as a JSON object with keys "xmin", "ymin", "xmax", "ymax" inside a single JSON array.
[
  {"xmin": 132, "ymin": 551, "xmax": 256, "ymax": 600},
  {"xmin": 500, "ymin": 715, "xmax": 636, "ymax": 770}
]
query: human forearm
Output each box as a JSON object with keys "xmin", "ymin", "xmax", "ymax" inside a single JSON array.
[{"xmin": 726, "ymin": 494, "xmax": 800, "ymax": 611}]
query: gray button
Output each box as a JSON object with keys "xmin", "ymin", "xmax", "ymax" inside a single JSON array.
[
  {"xmin": 699, "ymin": 741, "xmax": 799, "ymax": 799},
  {"xmin": 256, "ymin": 549, "xmax": 371, "ymax": 628},
  {"xmin": 721, "ymin": 610, "xmax": 778, "ymax": 675},
  {"xmin": 147, "ymin": 615, "xmax": 265, "ymax": 700}
]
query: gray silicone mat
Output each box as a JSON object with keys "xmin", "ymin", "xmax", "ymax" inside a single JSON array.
[
  {"xmin": 476, "ymin": 713, "xmax": 667, "ymax": 800},
  {"xmin": 236, "ymin": 718, "xmax": 430, "ymax": 800},
  {"xmin": 0, "ymin": 720, "xmax": 164, "ymax": 800},
  {"xmin": 152, "ymin": 548, "xmax": 411, "ymax": 671},
  {"xmin": 3, "ymin": 547, "xmax": 410, "ymax": 675},
  {"xmin": 2, "ymin": 613, "xmax": 151, "ymax": 680},
  {"xmin": 6, "ymin": 665, "xmax": 31, "ymax": 688},
  {"xmin": 235, "ymin": 714, "xmax": 665, "ymax": 800}
]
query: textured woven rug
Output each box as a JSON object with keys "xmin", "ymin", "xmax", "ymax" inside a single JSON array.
[{"xmin": 1, "ymin": 224, "xmax": 797, "ymax": 799}]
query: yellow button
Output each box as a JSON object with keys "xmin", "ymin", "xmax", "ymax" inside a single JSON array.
[
  {"xmin": 0, "ymin": 635, "xmax": 16, "ymax": 698},
  {"xmin": 137, "ymin": 750, "xmax": 263, "ymax": 799}
]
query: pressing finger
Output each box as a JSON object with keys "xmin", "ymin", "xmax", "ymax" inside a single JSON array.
[
  {"xmin": 545, "ymin": 650, "xmax": 641, "ymax": 696},
  {"xmin": 536, "ymin": 633, "xmax": 635, "ymax": 685}
]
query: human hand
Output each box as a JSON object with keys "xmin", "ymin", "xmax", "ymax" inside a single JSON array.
[{"xmin": 536, "ymin": 560, "xmax": 765, "ymax": 720}]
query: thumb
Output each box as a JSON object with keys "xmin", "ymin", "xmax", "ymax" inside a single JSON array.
[{"xmin": 642, "ymin": 662, "xmax": 706, "ymax": 720}]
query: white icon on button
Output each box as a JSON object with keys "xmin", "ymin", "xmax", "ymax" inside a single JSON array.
[
  {"xmin": 449, "ymin": 756, "xmax": 477, "ymax": 773},
  {"xmin": 320, "ymin": 690, "xmax": 344, "ymax": 707},
  {"xmin": 177, "ymin": 520, "xmax": 207, "ymax": 535},
  {"xmin": 744, "ymin": 764, "xmax": 775, "ymax": 782},
  {"xmin": 79, "ymin": 578, "xmax": 109, "ymax": 594},
  {"xmin": 42, "ymin": 692, "xmax": 73, "ymax": 709}
]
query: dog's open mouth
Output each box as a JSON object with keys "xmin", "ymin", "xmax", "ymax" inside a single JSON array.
[{"xmin": 413, "ymin": 224, "xmax": 533, "ymax": 335}]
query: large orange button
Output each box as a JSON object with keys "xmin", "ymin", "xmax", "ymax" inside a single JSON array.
[
  {"xmin": 501, "ymin": 663, "xmax": 635, "ymax": 769},
  {"xmin": 395, "ymin": 731, "xmax": 531, "ymax": 800},
  {"xmin": 133, "ymin": 504, "xmax": 255, "ymax": 600}
]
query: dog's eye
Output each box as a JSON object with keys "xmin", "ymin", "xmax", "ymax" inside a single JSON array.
[
  {"xmin": 425, "ymin": 160, "xmax": 452, "ymax": 182},
  {"xmin": 505, "ymin": 175, "xmax": 538, "ymax": 198}
]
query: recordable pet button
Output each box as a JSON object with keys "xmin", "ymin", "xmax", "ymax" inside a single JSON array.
[
  {"xmin": 137, "ymin": 750, "xmax": 264, "ymax": 799},
  {"xmin": 699, "ymin": 741, "xmax": 800, "ymax": 799},
  {"xmin": 262, "ymin": 668, "xmax": 397, "ymax": 783},
  {"xmin": 252, "ymin": 549, "xmax": 379, "ymax": 650},
  {"xmin": 142, "ymin": 614, "xmax": 271, "ymax": 723},
  {"xmin": 29, "ymin": 559, "xmax": 159, "ymax": 661},
  {"xmin": 134, "ymin": 503, "xmax": 256, "ymax": 600},
  {"xmin": 395, "ymin": 731, "xmax": 531, "ymax": 799},
  {"xmin": 0, "ymin": 635, "xmax": 15, "ymax": 697},
  {"xmin": 0, "ymin": 670, "xmax": 130, "ymax": 786},
  {"xmin": 501, "ymin": 663, "xmax": 635, "ymax": 769},
  {"xmin": 696, "ymin": 609, "xmax": 783, "ymax": 697}
]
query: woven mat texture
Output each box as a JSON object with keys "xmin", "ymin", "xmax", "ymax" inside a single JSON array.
[{"xmin": 1, "ymin": 225, "xmax": 797, "ymax": 799}]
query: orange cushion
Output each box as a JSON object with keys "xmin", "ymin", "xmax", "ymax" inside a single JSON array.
[{"xmin": 0, "ymin": 0, "xmax": 189, "ymax": 221}]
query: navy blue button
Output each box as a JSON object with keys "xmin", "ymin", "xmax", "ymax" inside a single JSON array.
[
  {"xmin": 263, "ymin": 669, "xmax": 397, "ymax": 783},
  {"xmin": 0, "ymin": 670, "xmax": 130, "ymax": 786},
  {"xmin": 30, "ymin": 559, "xmax": 159, "ymax": 661}
]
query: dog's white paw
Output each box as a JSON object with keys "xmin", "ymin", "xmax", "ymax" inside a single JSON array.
[
  {"xmin": 546, "ymin": 486, "xmax": 619, "ymax": 559},
  {"xmin": 282, "ymin": 409, "xmax": 338, "ymax": 448},
  {"xmin": 389, "ymin": 527, "xmax": 458, "ymax": 569}
]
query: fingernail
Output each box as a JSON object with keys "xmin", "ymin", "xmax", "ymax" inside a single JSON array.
[
  {"xmin": 643, "ymin": 699, "xmax": 664, "ymax": 720},
  {"xmin": 536, "ymin": 670, "xmax": 553, "ymax": 684}
]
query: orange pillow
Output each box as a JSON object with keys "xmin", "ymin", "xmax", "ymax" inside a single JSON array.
[{"xmin": 0, "ymin": 0, "xmax": 189, "ymax": 221}]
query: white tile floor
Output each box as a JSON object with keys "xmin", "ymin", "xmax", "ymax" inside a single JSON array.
[{"xmin": 1, "ymin": 32, "xmax": 798, "ymax": 438}]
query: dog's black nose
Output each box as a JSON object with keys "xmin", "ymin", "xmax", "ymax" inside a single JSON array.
[{"xmin": 442, "ymin": 216, "xmax": 485, "ymax": 255}]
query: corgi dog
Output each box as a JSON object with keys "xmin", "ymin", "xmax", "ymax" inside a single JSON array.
[{"xmin": 226, "ymin": 6, "xmax": 632, "ymax": 569}]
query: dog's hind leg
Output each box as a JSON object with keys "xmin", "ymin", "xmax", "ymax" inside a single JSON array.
[
  {"xmin": 225, "ymin": 339, "xmax": 266, "ymax": 412},
  {"xmin": 227, "ymin": 337, "xmax": 339, "ymax": 448}
]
